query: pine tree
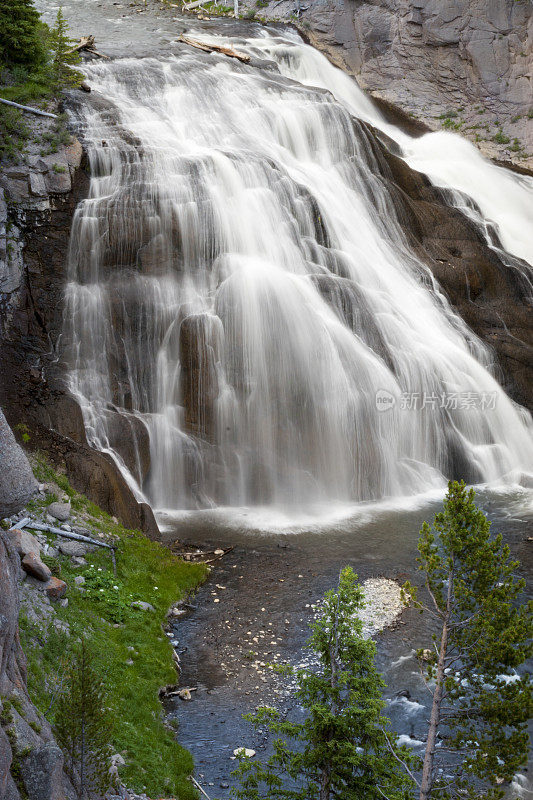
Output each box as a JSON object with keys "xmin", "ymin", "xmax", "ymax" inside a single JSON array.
[
  {"xmin": 48, "ymin": 7, "xmax": 82, "ymax": 91},
  {"xmin": 54, "ymin": 639, "xmax": 114, "ymax": 800},
  {"xmin": 406, "ymin": 481, "xmax": 532, "ymax": 800},
  {"xmin": 0, "ymin": 0, "xmax": 45, "ymax": 67},
  {"xmin": 231, "ymin": 567, "xmax": 416, "ymax": 800}
]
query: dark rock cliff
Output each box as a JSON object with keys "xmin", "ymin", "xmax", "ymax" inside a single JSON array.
[
  {"xmin": 363, "ymin": 122, "xmax": 533, "ymax": 410},
  {"xmin": 237, "ymin": 0, "xmax": 532, "ymax": 170},
  {"xmin": 0, "ymin": 125, "xmax": 158, "ymax": 538},
  {"xmin": 0, "ymin": 411, "xmax": 37, "ymax": 517}
]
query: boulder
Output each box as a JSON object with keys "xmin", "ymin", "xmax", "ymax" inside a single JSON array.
[
  {"xmin": 7, "ymin": 529, "xmax": 40, "ymax": 559},
  {"xmin": 46, "ymin": 502, "xmax": 70, "ymax": 522},
  {"xmin": 58, "ymin": 540, "xmax": 88, "ymax": 558},
  {"xmin": 19, "ymin": 743, "xmax": 65, "ymax": 800},
  {"xmin": 44, "ymin": 169, "xmax": 71, "ymax": 195},
  {"xmin": 130, "ymin": 600, "xmax": 155, "ymax": 612},
  {"xmin": 0, "ymin": 411, "xmax": 37, "ymax": 517},
  {"xmin": 21, "ymin": 553, "xmax": 51, "ymax": 583},
  {"xmin": 44, "ymin": 578, "xmax": 67, "ymax": 602},
  {"xmin": 233, "ymin": 748, "xmax": 256, "ymax": 758}
]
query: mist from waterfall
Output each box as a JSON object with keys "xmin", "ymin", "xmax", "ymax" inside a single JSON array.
[{"xmin": 64, "ymin": 29, "xmax": 533, "ymax": 515}]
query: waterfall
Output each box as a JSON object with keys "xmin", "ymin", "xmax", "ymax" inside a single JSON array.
[{"xmin": 64, "ymin": 28, "xmax": 533, "ymax": 514}]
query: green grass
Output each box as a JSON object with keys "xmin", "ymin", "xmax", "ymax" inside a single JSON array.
[
  {"xmin": 20, "ymin": 457, "xmax": 207, "ymax": 798},
  {"xmin": 492, "ymin": 130, "xmax": 510, "ymax": 144},
  {"xmin": 0, "ymin": 105, "xmax": 30, "ymax": 160}
]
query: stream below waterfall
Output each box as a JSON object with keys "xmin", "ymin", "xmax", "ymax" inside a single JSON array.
[
  {"xmin": 34, "ymin": 1, "xmax": 533, "ymax": 795},
  {"xmin": 161, "ymin": 491, "xmax": 532, "ymax": 799}
]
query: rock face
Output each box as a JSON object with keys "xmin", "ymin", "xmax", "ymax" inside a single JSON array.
[
  {"xmin": 0, "ymin": 123, "xmax": 159, "ymax": 539},
  {"xmin": 0, "ymin": 410, "xmax": 37, "ymax": 517},
  {"xmin": 235, "ymin": 0, "xmax": 532, "ymax": 168},
  {"xmin": 301, "ymin": 0, "xmax": 532, "ymax": 167},
  {"xmin": 362, "ymin": 121, "xmax": 533, "ymax": 410},
  {"xmin": 0, "ymin": 532, "xmax": 76, "ymax": 800}
]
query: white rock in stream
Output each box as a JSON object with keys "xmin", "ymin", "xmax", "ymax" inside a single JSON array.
[{"xmin": 359, "ymin": 578, "xmax": 405, "ymax": 637}]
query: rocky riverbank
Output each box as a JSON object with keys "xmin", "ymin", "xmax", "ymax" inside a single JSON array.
[{"xmin": 0, "ymin": 448, "xmax": 206, "ymax": 800}]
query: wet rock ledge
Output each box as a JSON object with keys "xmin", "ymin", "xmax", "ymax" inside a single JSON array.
[{"xmin": 0, "ymin": 110, "xmax": 158, "ymax": 539}]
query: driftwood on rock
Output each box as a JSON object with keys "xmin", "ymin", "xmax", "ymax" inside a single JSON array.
[
  {"xmin": 173, "ymin": 545, "xmax": 235, "ymax": 564},
  {"xmin": 0, "ymin": 97, "xmax": 58, "ymax": 119},
  {"xmin": 182, "ymin": 0, "xmax": 207, "ymax": 9},
  {"xmin": 67, "ymin": 35, "xmax": 110, "ymax": 59},
  {"xmin": 178, "ymin": 35, "xmax": 250, "ymax": 64},
  {"xmin": 11, "ymin": 518, "xmax": 115, "ymax": 551}
]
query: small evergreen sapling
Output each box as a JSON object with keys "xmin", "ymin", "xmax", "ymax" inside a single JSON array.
[
  {"xmin": 230, "ymin": 567, "xmax": 416, "ymax": 800},
  {"xmin": 48, "ymin": 7, "xmax": 82, "ymax": 91},
  {"xmin": 405, "ymin": 481, "xmax": 532, "ymax": 800},
  {"xmin": 54, "ymin": 638, "xmax": 114, "ymax": 800}
]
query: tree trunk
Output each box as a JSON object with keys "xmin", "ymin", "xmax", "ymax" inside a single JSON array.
[
  {"xmin": 319, "ymin": 766, "xmax": 331, "ymax": 800},
  {"xmin": 419, "ymin": 579, "xmax": 452, "ymax": 800}
]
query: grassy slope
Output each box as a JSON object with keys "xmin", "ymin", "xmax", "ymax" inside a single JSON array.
[{"xmin": 19, "ymin": 455, "xmax": 206, "ymax": 799}]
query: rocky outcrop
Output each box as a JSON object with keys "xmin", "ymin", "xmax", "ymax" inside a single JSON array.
[
  {"xmin": 0, "ymin": 531, "xmax": 76, "ymax": 800},
  {"xmin": 301, "ymin": 0, "xmax": 532, "ymax": 168},
  {"xmin": 179, "ymin": 313, "xmax": 222, "ymax": 441},
  {"xmin": 0, "ymin": 411, "xmax": 37, "ymax": 517},
  {"xmin": 361, "ymin": 120, "xmax": 533, "ymax": 410},
  {"xmin": 236, "ymin": 0, "xmax": 532, "ymax": 169}
]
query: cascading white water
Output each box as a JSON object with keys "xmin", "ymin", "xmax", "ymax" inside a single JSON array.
[
  {"xmin": 242, "ymin": 30, "xmax": 533, "ymax": 291},
  {"xmin": 64, "ymin": 28, "xmax": 533, "ymax": 514}
]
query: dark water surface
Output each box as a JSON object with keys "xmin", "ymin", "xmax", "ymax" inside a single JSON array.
[{"xmin": 159, "ymin": 490, "xmax": 532, "ymax": 798}]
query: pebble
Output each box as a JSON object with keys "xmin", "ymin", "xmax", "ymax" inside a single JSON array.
[
  {"xmin": 74, "ymin": 575, "xmax": 85, "ymax": 586},
  {"xmin": 131, "ymin": 600, "xmax": 155, "ymax": 612},
  {"xmin": 233, "ymin": 748, "xmax": 255, "ymax": 758}
]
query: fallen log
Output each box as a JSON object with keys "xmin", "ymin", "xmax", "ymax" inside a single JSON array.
[
  {"xmin": 11, "ymin": 519, "xmax": 115, "ymax": 551},
  {"xmin": 190, "ymin": 776, "xmax": 212, "ymax": 800},
  {"xmin": 165, "ymin": 686, "xmax": 197, "ymax": 696},
  {"xmin": 11, "ymin": 516, "xmax": 32, "ymax": 529},
  {"xmin": 66, "ymin": 35, "xmax": 110, "ymax": 59},
  {"xmin": 0, "ymin": 97, "xmax": 57, "ymax": 119},
  {"xmin": 178, "ymin": 35, "xmax": 250, "ymax": 63},
  {"xmin": 66, "ymin": 35, "xmax": 95, "ymax": 53}
]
